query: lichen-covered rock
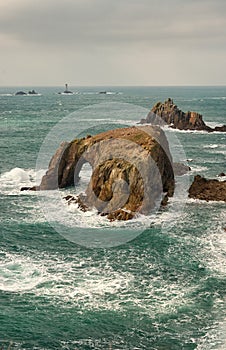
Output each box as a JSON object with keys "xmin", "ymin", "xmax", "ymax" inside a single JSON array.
[
  {"xmin": 39, "ymin": 126, "xmax": 175, "ymax": 220},
  {"xmin": 141, "ymin": 98, "xmax": 226, "ymax": 132},
  {"xmin": 188, "ymin": 175, "xmax": 226, "ymax": 202}
]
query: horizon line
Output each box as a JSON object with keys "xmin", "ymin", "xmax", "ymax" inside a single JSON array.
[{"xmin": 0, "ymin": 84, "xmax": 226, "ymax": 88}]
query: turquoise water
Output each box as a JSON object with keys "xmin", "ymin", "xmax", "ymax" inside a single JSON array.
[{"xmin": 0, "ymin": 87, "xmax": 226, "ymax": 349}]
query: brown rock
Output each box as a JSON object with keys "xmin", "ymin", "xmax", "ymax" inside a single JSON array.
[
  {"xmin": 107, "ymin": 209, "xmax": 134, "ymax": 221},
  {"xmin": 141, "ymin": 98, "xmax": 226, "ymax": 132},
  {"xmin": 188, "ymin": 175, "xmax": 226, "ymax": 202},
  {"xmin": 38, "ymin": 126, "xmax": 175, "ymax": 220},
  {"xmin": 64, "ymin": 195, "xmax": 89, "ymax": 212}
]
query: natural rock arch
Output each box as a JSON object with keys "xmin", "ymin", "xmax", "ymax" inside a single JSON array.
[{"xmin": 38, "ymin": 126, "xmax": 175, "ymax": 220}]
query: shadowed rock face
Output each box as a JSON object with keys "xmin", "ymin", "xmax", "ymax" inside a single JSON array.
[
  {"xmin": 38, "ymin": 126, "xmax": 175, "ymax": 220},
  {"xmin": 140, "ymin": 98, "xmax": 226, "ymax": 132},
  {"xmin": 188, "ymin": 175, "xmax": 226, "ymax": 202}
]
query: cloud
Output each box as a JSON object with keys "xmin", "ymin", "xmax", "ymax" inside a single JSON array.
[
  {"xmin": 0, "ymin": 0, "xmax": 225, "ymax": 51},
  {"xmin": 0, "ymin": 0, "xmax": 226, "ymax": 85}
]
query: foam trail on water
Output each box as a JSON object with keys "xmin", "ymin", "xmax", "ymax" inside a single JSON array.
[{"xmin": 0, "ymin": 253, "xmax": 46, "ymax": 292}]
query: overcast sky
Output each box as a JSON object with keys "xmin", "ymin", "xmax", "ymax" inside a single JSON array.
[{"xmin": 0, "ymin": 0, "xmax": 226, "ymax": 86}]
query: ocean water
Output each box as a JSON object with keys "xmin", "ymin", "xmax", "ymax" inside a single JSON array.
[{"xmin": 0, "ymin": 86, "xmax": 226, "ymax": 349}]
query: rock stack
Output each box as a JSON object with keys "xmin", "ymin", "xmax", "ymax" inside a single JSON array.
[{"xmin": 140, "ymin": 98, "xmax": 226, "ymax": 132}]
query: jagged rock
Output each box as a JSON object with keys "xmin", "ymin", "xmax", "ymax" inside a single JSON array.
[
  {"xmin": 107, "ymin": 209, "xmax": 134, "ymax": 221},
  {"xmin": 63, "ymin": 195, "xmax": 89, "ymax": 212},
  {"xmin": 39, "ymin": 126, "xmax": 175, "ymax": 220},
  {"xmin": 188, "ymin": 175, "xmax": 226, "ymax": 202},
  {"xmin": 140, "ymin": 98, "xmax": 226, "ymax": 132}
]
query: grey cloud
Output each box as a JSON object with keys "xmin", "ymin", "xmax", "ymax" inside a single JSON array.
[
  {"xmin": 0, "ymin": 0, "xmax": 226, "ymax": 86},
  {"xmin": 0, "ymin": 0, "xmax": 226, "ymax": 50}
]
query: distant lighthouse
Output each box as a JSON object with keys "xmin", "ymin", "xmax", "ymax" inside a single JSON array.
[{"xmin": 59, "ymin": 83, "xmax": 73, "ymax": 94}]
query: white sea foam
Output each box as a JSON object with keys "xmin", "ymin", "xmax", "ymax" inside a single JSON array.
[
  {"xmin": 39, "ymin": 188, "xmax": 155, "ymax": 230},
  {"xmin": 203, "ymin": 144, "xmax": 219, "ymax": 149},
  {"xmin": 189, "ymin": 165, "xmax": 208, "ymax": 173},
  {"xmin": 0, "ymin": 166, "xmax": 186, "ymax": 237},
  {"xmin": 75, "ymin": 118, "xmax": 135, "ymax": 125},
  {"xmin": 0, "ymin": 167, "xmax": 45, "ymax": 195},
  {"xmin": 162, "ymin": 122, "xmax": 226, "ymax": 135},
  {"xmin": 194, "ymin": 210, "xmax": 226, "ymax": 349},
  {"xmin": 38, "ymin": 175, "xmax": 189, "ymax": 240},
  {"xmin": 1, "ymin": 167, "xmax": 33, "ymax": 183},
  {"xmin": 217, "ymin": 175, "xmax": 226, "ymax": 181},
  {"xmin": 25, "ymin": 93, "xmax": 42, "ymax": 97},
  {"xmin": 162, "ymin": 125, "xmax": 209, "ymax": 134},
  {"xmin": 187, "ymin": 198, "xmax": 226, "ymax": 205},
  {"xmin": 208, "ymin": 96, "xmax": 226, "ymax": 100},
  {"xmin": 214, "ymin": 150, "xmax": 226, "ymax": 156},
  {"xmin": 0, "ymin": 249, "xmax": 195, "ymax": 317},
  {"xmin": 0, "ymin": 252, "xmax": 47, "ymax": 292}
]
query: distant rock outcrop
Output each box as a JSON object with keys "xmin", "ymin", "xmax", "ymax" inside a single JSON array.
[
  {"xmin": 140, "ymin": 98, "xmax": 226, "ymax": 132},
  {"xmin": 188, "ymin": 175, "xmax": 226, "ymax": 202},
  {"xmin": 28, "ymin": 89, "xmax": 38, "ymax": 95},
  {"xmin": 15, "ymin": 91, "xmax": 27, "ymax": 96},
  {"xmin": 37, "ymin": 126, "xmax": 175, "ymax": 220}
]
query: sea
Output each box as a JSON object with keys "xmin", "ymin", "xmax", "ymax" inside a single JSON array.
[{"xmin": 0, "ymin": 86, "xmax": 226, "ymax": 350}]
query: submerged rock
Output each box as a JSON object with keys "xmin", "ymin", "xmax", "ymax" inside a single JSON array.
[
  {"xmin": 21, "ymin": 186, "xmax": 38, "ymax": 191},
  {"xmin": 188, "ymin": 175, "xmax": 226, "ymax": 202},
  {"xmin": 140, "ymin": 98, "xmax": 226, "ymax": 132},
  {"xmin": 39, "ymin": 126, "xmax": 175, "ymax": 220}
]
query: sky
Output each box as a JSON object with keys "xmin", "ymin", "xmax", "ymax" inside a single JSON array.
[{"xmin": 0, "ymin": 0, "xmax": 226, "ymax": 86}]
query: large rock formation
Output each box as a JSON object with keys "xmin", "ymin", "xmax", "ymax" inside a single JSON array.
[
  {"xmin": 188, "ymin": 175, "xmax": 226, "ymax": 202},
  {"xmin": 140, "ymin": 98, "xmax": 226, "ymax": 132},
  {"xmin": 37, "ymin": 126, "xmax": 175, "ymax": 220}
]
